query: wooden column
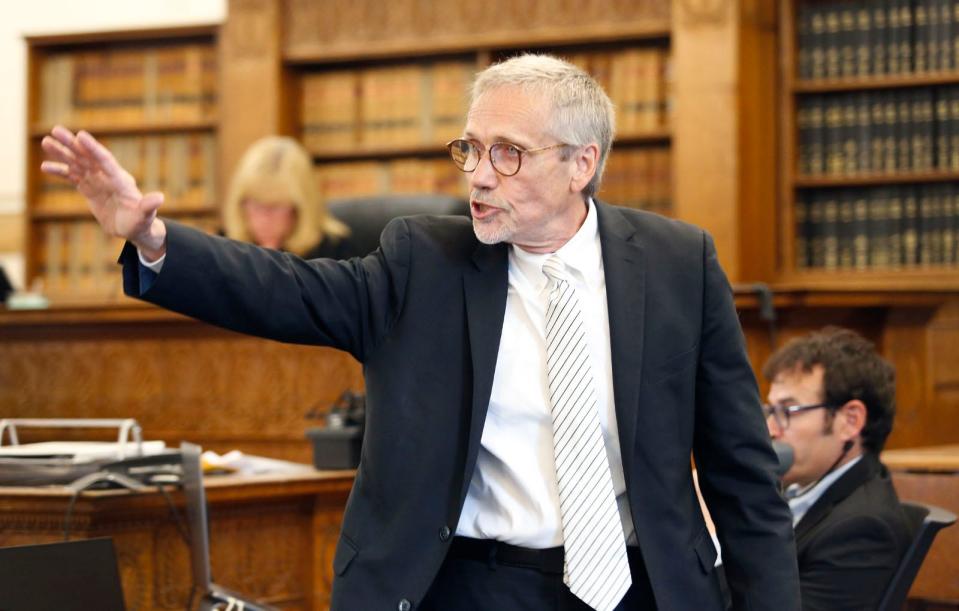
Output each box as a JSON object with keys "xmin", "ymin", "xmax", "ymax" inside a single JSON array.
[
  {"xmin": 219, "ymin": 0, "xmax": 292, "ymax": 208},
  {"xmin": 672, "ymin": 0, "xmax": 779, "ymax": 282}
]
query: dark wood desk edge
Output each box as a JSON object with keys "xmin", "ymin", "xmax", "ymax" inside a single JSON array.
[{"xmin": 0, "ymin": 469, "xmax": 355, "ymax": 504}]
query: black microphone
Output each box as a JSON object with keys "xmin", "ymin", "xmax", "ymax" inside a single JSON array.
[{"xmin": 771, "ymin": 441, "xmax": 794, "ymax": 478}]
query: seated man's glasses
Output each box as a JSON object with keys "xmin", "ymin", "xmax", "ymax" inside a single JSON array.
[
  {"xmin": 762, "ymin": 403, "xmax": 841, "ymax": 430},
  {"xmin": 446, "ymin": 139, "xmax": 567, "ymax": 177}
]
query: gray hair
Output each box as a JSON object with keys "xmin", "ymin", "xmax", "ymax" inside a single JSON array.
[{"xmin": 471, "ymin": 54, "xmax": 616, "ymax": 198}]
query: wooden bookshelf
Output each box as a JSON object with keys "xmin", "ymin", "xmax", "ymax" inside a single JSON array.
[
  {"xmin": 24, "ymin": 25, "xmax": 221, "ymax": 304},
  {"xmin": 290, "ymin": 42, "xmax": 675, "ymax": 215},
  {"xmin": 780, "ymin": 0, "xmax": 959, "ymax": 290}
]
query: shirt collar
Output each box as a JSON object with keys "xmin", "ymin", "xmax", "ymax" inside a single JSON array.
[
  {"xmin": 787, "ymin": 454, "xmax": 863, "ymax": 526},
  {"xmin": 510, "ymin": 198, "xmax": 602, "ymax": 293}
]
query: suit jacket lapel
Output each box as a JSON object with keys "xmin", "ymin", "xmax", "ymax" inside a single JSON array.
[
  {"xmin": 460, "ymin": 241, "xmax": 509, "ymax": 502},
  {"xmin": 596, "ymin": 201, "xmax": 646, "ymax": 485},
  {"xmin": 794, "ymin": 452, "xmax": 881, "ymax": 544}
]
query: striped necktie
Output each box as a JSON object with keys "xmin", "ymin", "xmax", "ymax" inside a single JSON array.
[{"xmin": 543, "ymin": 255, "xmax": 631, "ymax": 611}]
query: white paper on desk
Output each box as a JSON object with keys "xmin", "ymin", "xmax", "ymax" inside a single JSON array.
[
  {"xmin": 201, "ymin": 450, "xmax": 313, "ymax": 475},
  {"xmin": 0, "ymin": 440, "xmax": 167, "ymax": 463}
]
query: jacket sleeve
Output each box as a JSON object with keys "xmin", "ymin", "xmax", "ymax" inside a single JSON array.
[
  {"xmin": 120, "ymin": 218, "xmax": 413, "ymax": 362},
  {"xmin": 798, "ymin": 514, "xmax": 902, "ymax": 611},
  {"xmin": 692, "ymin": 232, "xmax": 802, "ymax": 610}
]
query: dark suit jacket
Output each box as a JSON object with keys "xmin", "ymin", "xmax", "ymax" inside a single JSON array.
[
  {"xmin": 795, "ymin": 452, "xmax": 912, "ymax": 611},
  {"xmin": 121, "ymin": 201, "xmax": 800, "ymax": 611}
]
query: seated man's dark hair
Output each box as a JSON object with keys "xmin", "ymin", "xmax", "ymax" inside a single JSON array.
[{"xmin": 762, "ymin": 326, "xmax": 896, "ymax": 453}]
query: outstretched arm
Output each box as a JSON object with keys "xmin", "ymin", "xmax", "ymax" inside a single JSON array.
[{"xmin": 40, "ymin": 125, "xmax": 167, "ymax": 261}]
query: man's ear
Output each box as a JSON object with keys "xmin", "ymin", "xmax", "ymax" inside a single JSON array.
[
  {"xmin": 569, "ymin": 143, "xmax": 600, "ymax": 194},
  {"xmin": 835, "ymin": 399, "xmax": 867, "ymax": 442}
]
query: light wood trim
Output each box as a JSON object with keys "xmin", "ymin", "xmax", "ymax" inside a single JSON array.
[
  {"xmin": 219, "ymin": 0, "xmax": 289, "ymax": 212},
  {"xmin": 778, "ymin": 0, "xmax": 799, "ymax": 287},
  {"xmin": 736, "ymin": 0, "xmax": 779, "ymax": 281},
  {"xmin": 777, "ymin": 268, "xmax": 959, "ymax": 292},
  {"xmin": 794, "ymin": 72, "xmax": 959, "ymax": 93},
  {"xmin": 794, "ymin": 170, "xmax": 959, "ymax": 188}
]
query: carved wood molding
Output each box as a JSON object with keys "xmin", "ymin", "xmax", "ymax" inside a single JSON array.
[
  {"xmin": 676, "ymin": 0, "xmax": 731, "ymax": 27},
  {"xmin": 225, "ymin": 0, "xmax": 277, "ymax": 61},
  {"xmin": 282, "ymin": 0, "xmax": 671, "ymax": 58}
]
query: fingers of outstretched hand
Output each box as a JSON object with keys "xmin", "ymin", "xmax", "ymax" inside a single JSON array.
[
  {"xmin": 41, "ymin": 134, "xmax": 76, "ymax": 164},
  {"xmin": 49, "ymin": 125, "xmax": 78, "ymax": 148},
  {"xmin": 141, "ymin": 191, "xmax": 165, "ymax": 212},
  {"xmin": 42, "ymin": 126, "xmax": 92, "ymax": 180},
  {"xmin": 40, "ymin": 140, "xmax": 80, "ymax": 182},
  {"xmin": 46, "ymin": 126, "xmax": 119, "ymax": 178},
  {"xmin": 76, "ymin": 131, "xmax": 122, "ymax": 178}
]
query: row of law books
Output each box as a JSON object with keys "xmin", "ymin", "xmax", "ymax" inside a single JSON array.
[
  {"xmin": 35, "ymin": 216, "xmax": 219, "ymax": 302},
  {"xmin": 797, "ymin": 87, "xmax": 959, "ymax": 177},
  {"xmin": 301, "ymin": 61, "xmax": 475, "ymax": 153},
  {"xmin": 300, "ymin": 46, "xmax": 671, "ymax": 155},
  {"xmin": 314, "ymin": 158, "xmax": 467, "ymax": 202},
  {"xmin": 38, "ymin": 43, "xmax": 217, "ymax": 128},
  {"xmin": 795, "ymin": 183, "xmax": 959, "ymax": 270},
  {"xmin": 796, "ymin": 0, "xmax": 959, "ymax": 80},
  {"xmin": 598, "ymin": 147, "xmax": 671, "ymax": 215},
  {"xmin": 36, "ymin": 133, "xmax": 217, "ymax": 212},
  {"xmin": 564, "ymin": 47, "xmax": 671, "ymax": 137}
]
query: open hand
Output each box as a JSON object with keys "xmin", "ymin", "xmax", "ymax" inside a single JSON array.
[{"xmin": 40, "ymin": 126, "xmax": 167, "ymax": 259}]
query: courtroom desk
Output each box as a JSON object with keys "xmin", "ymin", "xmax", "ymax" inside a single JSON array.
[
  {"xmin": 883, "ymin": 446, "xmax": 959, "ymax": 609},
  {"xmin": 0, "ymin": 469, "xmax": 354, "ymax": 610},
  {"xmin": 0, "ymin": 302, "xmax": 364, "ymax": 463}
]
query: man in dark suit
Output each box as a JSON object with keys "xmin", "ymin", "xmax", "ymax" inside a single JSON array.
[
  {"xmin": 41, "ymin": 54, "xmax": 799, "ymax": 611},
  {"xmin": 763, "ymin": 327, "xmax": 912, "ymax": 610}
]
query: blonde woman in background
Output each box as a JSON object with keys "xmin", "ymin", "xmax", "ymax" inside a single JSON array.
[{"xmin": 223, "ymin": 136, "xmax": 355, "ymax": 259}]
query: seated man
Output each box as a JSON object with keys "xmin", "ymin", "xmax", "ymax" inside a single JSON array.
[{"xmin": 762, "ymin": 326, "xmax": 913, "ymax": 611}]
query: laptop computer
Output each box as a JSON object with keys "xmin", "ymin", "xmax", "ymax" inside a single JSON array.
[
  {"xmin": 179, "ymin": 442, "xmax": 277, "ymax": 611},
  {"xmin": 0, "ymin": 537, "xmax": 126, "ymax": 611}
]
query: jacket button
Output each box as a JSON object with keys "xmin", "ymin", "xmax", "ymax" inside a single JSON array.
[
  {"xmin": 439, "ymin": 525, "xmax": 451, "ymax": 541},
  {"xmin": 398, "ymin": 599, "xmax": 411, "ymax": 611}
]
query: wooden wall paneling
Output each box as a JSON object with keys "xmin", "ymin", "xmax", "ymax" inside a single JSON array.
[
  {"xmin": 916, "ymin": 301, "xmax": 959, "ymax": 448},
  {"xmin": 883, "ymin": 307, "xmax": 938, "ymax": 449},
  {"xmin": 0, "ymin": 313, "xmax": 364, "ymax": 463}
]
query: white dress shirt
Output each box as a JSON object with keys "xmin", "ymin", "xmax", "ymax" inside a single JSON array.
[
  {"xmin": 455, "ymin": 199, "xmax": 635, "ymax": 548},
  {"xmin": 786, "ymin": 454, "xmax": 862, "ymax": 526}
]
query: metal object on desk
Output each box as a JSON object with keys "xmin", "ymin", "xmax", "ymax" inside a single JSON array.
[
  {"xmin": 306, "ymin": 391, "xmax": 364, "ymax": 470},
  {"xmin": 0, "ymin": 418, "xmax": 164, "ymax": 486}
]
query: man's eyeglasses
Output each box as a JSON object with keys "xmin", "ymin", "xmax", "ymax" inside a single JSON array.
[
  {"xmin": 446, "ymin": 139, "xmax": 567, "ymax": 177},
  {"xmin": 762, "ymin": 403, "xmax": 840, "ymax": 430}
]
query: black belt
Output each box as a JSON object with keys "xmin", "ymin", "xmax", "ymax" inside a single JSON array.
[{"xmin": 447, "ymin": 536, "xmax": 566, "ymax": 574}]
